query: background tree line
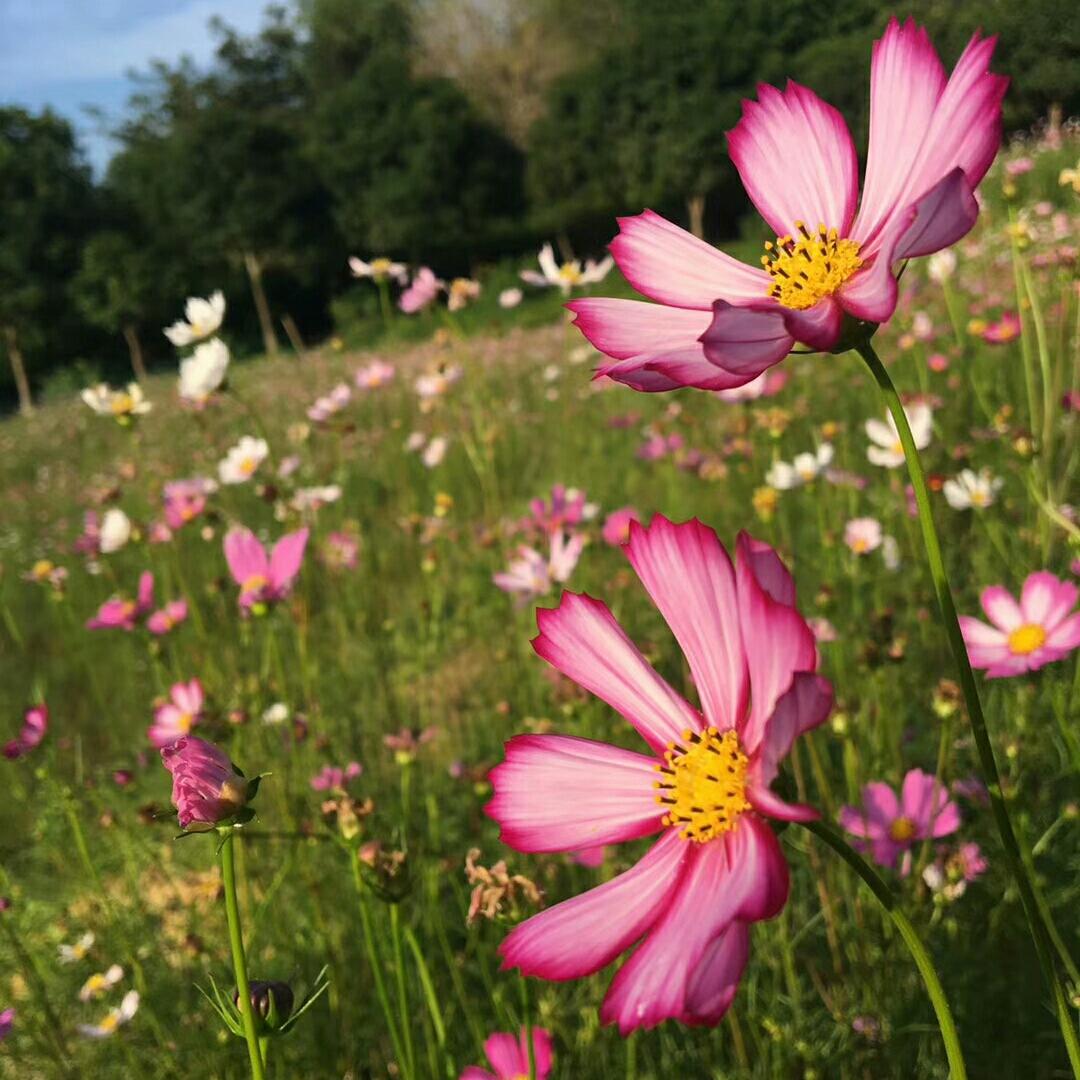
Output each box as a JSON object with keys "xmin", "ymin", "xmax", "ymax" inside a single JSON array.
[{"xmin": 0, "ymin": 0, "xmax": 1076, "ymax": 411}]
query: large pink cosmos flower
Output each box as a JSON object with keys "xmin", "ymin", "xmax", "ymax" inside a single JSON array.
[
  {"xmin": 461, "ymin": 1028, "xmax": 553, "ymax": 1080},
  {"xmin": 486, "ymin": 516, "xmax": 833, "ymax": 1033},
  {"xmin": 86, "ymin": 571, "xmax": 155, "ymax": 631},
  {"xmin": 223, "ymin": 527, "xmax": 309, "ymax": 612},
  {"xmin": 959, "ymin": 571, "xmax": 1080, "ymax": 678},
  {"xmin": 4, "ymin": 705, "xmax": 48, "ymax": 760},
  {"xmin": 839, "ymin": 768, "xmax": 960, "ymax": 873},
  {"xmin": 567, "ymin": 19, "xmax": 1006, "ymax": 393},
  {"xmin": 148, "ymin": 679, "xmax": 205, "ymax": 749}
]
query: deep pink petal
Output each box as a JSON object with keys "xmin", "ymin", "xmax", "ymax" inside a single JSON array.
[
  {"xmin": 269, "ymin": 528, "xmax": 309, "ymax": 591},
  {"xmin": 567, "ymin": 298, "xmax": 712, "ymax": 360},
  {"xmin": 608, "ymin": 210, "xmax": 768, "ymax": 309},
  {"xmin": 900, "ymin": 768, "xmax": 960, "ymax": 838},
  {"xmin": 486, "ymin": 734, "xmax": 662, "ymax": 853},
  {"xmin": 980, "ymin": 585, "xmax": 1023, "ymax": 633},
  {"xmin": 749, "ymin": 671, "xmax": 833, "ymax": 787},
  {"xmin": 1020, "ymin": 572, "xmax": 1077, "ymax": 629},
  {"xmin": 223, "ymin": 528, "xmax": 269, "ymax": 587},
  {"xmin": 624, "ymin": 516, "xmax": 748, "ymax": 732},
  {"xmin": 780, "ymin": 297, "xmax": 844, "ymax": 352},
  {"xmin": 594, "ymin": 355, "xmax": 690, "ymax": 393},
  {"xmin": 892, "ymin": 168, "xmax": 979, "ymax": 260},
  {"xmin": 532, "ymin": 593, "xmax": 701, "ymax": 754},
  {"xmin": 700, "ymin": 301, "xmax": 793, "ymax": 378},
  {"xmin": 734, "ymin": 534, "xmax": 817, "ymax": 755},
  {"xmin": 459, "ymin": 1069, "xmax": 494, "ymax": 1080},
  {"xmin": 633, "ymin": 350, "xmax": 756, "ymax": 391},
  {"xmin": 840, "ymin": 781, "xmax": 899, "ymax": 838},
  {"xmin": 746, "ymin": 783, "xmax": 819, "ymax": 823},
  {"xmin": 499, "ymin": 830, "xmax": 689, "ymax": 981},
  {"xmin": 137, "ymin": 571, "xmax": 155, "ymax": 613},
  {"xmin": 484, "ymin": 1033, "xmax": 526, "ymax": 1078},
  {"xmin": 683, "ymin": 921, "xmax": 750, "ymax": 1026},
  {"xmin": 727, "ymin": 81, "xmax": 858, "ymax": 238},
  {"xmin": 738, "ymin": 533, "xmax": 796, "ymax": 607}
]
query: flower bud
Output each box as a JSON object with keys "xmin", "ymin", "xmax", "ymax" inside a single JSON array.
[
  {"xmin": 234, "ymin": 981, "xmax": 293, "ymax": 1031},
  {"xmin": 161, "ymin": 737, "xmax": 259, "ymax": 831}
]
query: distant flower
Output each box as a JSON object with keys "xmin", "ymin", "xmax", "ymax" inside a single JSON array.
[
  {"xmin": 928, "ymin": 352, "xmax": 949, "ymax": 372},
  {"xmin": 494, "ymin": 532, "xmax": 585, "ymax": 602},
  {"xmin": 399, "ymin": 267, "xmax": 443, "ymax": 313},
  {"xmin": 1060, "ymin": 160, "xmax": 1080, "ymax": 194},
  {"xmin": 163, "ymin": 477, "xmax": 216, "ymax": 530},
  {"xmin": 4, "ymin": 704, "xmax": 47, "ymax": 760},
  {"xmin": 218, "ymin": 436, "xmax": 269, "ymax": 485},
  {"xmin": 291, "ymin": 485, "xmax": 342, "ymax": 513},
  {"xmin": 447, "ymin": 277, "xmax": 481, "ymax": 312},
  {"xmin": 307, "ymin": 382, "xmax": 352, "ymax": 423},
  {"xmin": 943, "ymin": 468, "xmax": 1002, "ymax": 510},
  {"xmin": 179, "ymin": 338, "xmax": 230, "ymax": 404},
  {"xmin": 98, "ymin": 508, "xmax": 132, "ymax": 554},
  {"xmin": 147, "ymin": 600, "xmax": 188, "ymax": 636},
  {"xmin": 521, "ymin": 242, "xmax": 613, "ymax": 295},
  {"xmin": 310, "ymin": 762, "xmax": 362, "ymax": 792},
  {"xmin": 87, "ymin": 571, "xmax": 154, "ymax": 631},
  {"xmin": 865, "ymin": 404, "xmax": 932, "ymax": 468},
  {"xmin": 59, "ymin": 931, "xmax": 95, "ymax": 964},
  {"xmin": 421, "ymin": 436, "xmax": 448, "ymax": 468},
  {"xmin": 415, "ymin": 366, "xmax": 463, "ymax": 400},
  {"xmin": 350, "ymin": 256, "xmax": 407, "ymax": 284},
  {"xmin": 808, "ymin": 617, "xmax": 837, "ymax": 643},
  {"xmin": 77, "ymin": 989, "xmax": 139, "ymax": 1039},
  {"xmin": 839, "ymin": 769, "xmax": 960, "ymax": 872},
  {"xmin": 766, "ymin": 444, "xmax": 833, "ymax": 490},
  {"xmin": 355, "ymin": 360, "xmax": 395, "ymax": 389},
  {"xmin": 223, "ymin": 527, "xmax": 309, "ymax": 612},
  {"xmin": 498, "ymin": 287, "xmax": 523, "ymax": 309},
  {"xmin": 922, "ymin": 841, "xmax": 987, "ymax": 901},
  {"xmin": 23, "ymin": 559, "xmax": 68, "ymax": 591},
  {"xmin": 1005, "ymin": 157, "xmax": 1033, "ymax": 177},
  {"xmin": 149, "ymin": 679, "xmax": 205, "ymax": 748},
  {"xmin": 161, "ymin": 737, "xmax": 255, "ymax": 831},
  {"xmin": 323, "ymin": 530, "xmax": 360, "ymax": 572},
  {"xmin": 981, "ymin": 312, "xmax": 1021, "ymax": 344},
  {"xmin": 881, "ymin": 534, "xmax": 901, "ymax": 571},
  {"xmin": 528, "ymin": 485, "xmax": 596, "ymax": 535},
  {"xmin": 959, "ymin": 571, "xmax": 1080, "ymax": 678},
  {"xmin": 602, "ymin": 507, "xmax": 641, "ymax": 546},
  {"xmin": 927, "ymin": 250, "xmax": 956, "ymax": 284},
  {"xmin": 78, "ymin": 964, "xmax": 124, "ymax": 1002},
  {"xmin": 164, "ymin": 291, "xmax": 226, "ymax": 346},
  {"xmin": 384, "ymin": 726, "xmax": 439, "ymax": 765},
  {"xmin": 844, "ymin": 518, "xmax": 883, "ymax": 555},
  {"xmin": 461, "ymin": 1028, "xmax": 554, "ymax": 1080},
  {"xmin": 0, "ymin": 1008, "xmax": 11, "ymax": 1041},
  {"xmin": 81, "ymin": 383, "xmax": 152, "ymax": 423}
]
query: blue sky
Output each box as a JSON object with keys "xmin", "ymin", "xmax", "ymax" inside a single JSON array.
[{"xmin": 0, "ymin": 0, "xmax": 274, "ymax": 173}]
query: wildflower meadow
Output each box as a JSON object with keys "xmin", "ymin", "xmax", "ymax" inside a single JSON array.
[{"xmin": 1, "ymin": 5, "xmax": 1080, "ymax": 1079}]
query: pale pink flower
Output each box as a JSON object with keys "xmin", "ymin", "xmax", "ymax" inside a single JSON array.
[
  {"xmin": 494, "ymin": 533, "xmax": 585, "ymax": 602},
  {"xmin": 148, "ymin": 679, "xmax": 204, "ymax": 748},
  {"xmin": 4, "ymin": 705, "xmax": 47, "ymax": 760},
  {"xmin": 421, "ymin": 436, "xmax": 448, "ymax": 468},
  {"xmin": 350, "ymin": 256, "xmax": 407, "ymax": 283},
  {"xmin": 959, "ymin": 571, "xmax": 1080, "ymax": 678},
  {"xmin": 146, "ymin": 600, "xmax": 188, "ymax": 636},
  {"xmin": 223, "ymin": 527, "xmax": 309, "ymax": 612},
  {"xmin": 355, "ymin": 360, "xmax": 395, "ymax": 389},
  {"xmin": 163, "ymin": 477, "xmax": 216, "ymax": 530},
  {"xmin": 981, "ymin": 312, "xmax": 1021, "ymax": 344},
  {"xmin": 487, "ymin": 517, "xmax": 832, "ymax": 1033},
  {"xmin": 498, "ymin": 288, "xmax": 523, "ymax": 309},
  {"xmin": 87, "ymin": 572, "xmax": 155, "ymax": 631},
  {"xmin": 602, "ymin": 507, "xmax": 641, "ymax": 546},
  {"xmin": 310, "ymin": 762, "xmax": 363, "ymax": 792},
  {"xmin": 415, "ymin": 367, "xmax": 462, "ymax": 399},
  {"xmin": 460, "ymin": 1028, "xmax": 553, "ymax": 1080},
  {"xmin": 844, "ymin": 518, "xmax": 883, "ymax": 555},
  {"xmin": 839, "ymin": 769, "xmax": 960, "ymax": 872},
  {"xmin": 399, "ymin": 267, "xmax": 443, "ymax": 313},
  {"xmin": 567, "ymin": 19, "xmax": 1005, "ymax": 392}
]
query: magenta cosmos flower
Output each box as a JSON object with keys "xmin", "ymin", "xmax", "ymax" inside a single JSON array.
[
  {"xmin": 486, "ymin": 516, "xmax": 833, "ymax": 1033},
  {"xmin": 223, "ymin": 527, "xmax": 309, "ymax": 611},
  {"xmin": 161, "ymin": 736, "xmax": 256, "ymax": 830},
  {"xmin": 86, "ymin": 571, "xmax": 154, "ymax": 631},
  {"xmin": 839, "ymin": 768, "xmax": 960, "ymax": 872},
  {"xmin": 461, "ymin": 1028, "xmax": 553, "ymax": 1080},
  {"xmin": 566, "ymin": 19, "xmax": 1006, "ymax": 392},
  {"xmin": 959, "ymin": 571, "xmax": 1080, "ymax": 678},
  {"xmin": 4, "ymin": 705, "xmax": 47, "ymax": 760},
  {"xmin": 148, "ymin": 679, "xmax": 205, "ymax": 748}
]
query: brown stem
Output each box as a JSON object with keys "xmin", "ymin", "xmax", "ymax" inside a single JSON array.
[
  {"xmin": 3, "ymin": 325, "xmax": 33, "ymax": 416},
  {"xmin": 122, "ymin": 323, "xmax": 148, "ymax": 382},
  {"xmin": 244, "ymin": 251, "xmax": 279, "ymax": 357}
]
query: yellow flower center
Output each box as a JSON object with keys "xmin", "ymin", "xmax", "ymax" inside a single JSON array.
[
  {"xmin": 654, "ymin": 727, "xmax": 751, "ymax": 843},
  {"xmin": 889, "ymin": 816, "xmax": 917, "ymax": 842},
  {"xmin": 970, "ymin": 490, "xmax": 988, "ymax": 508},
  {"xmin": 32, "ymin": 559, "xmax": 54, "ymax": 580},
  {"xmin": 239, "ymin": 456, "xmax": 258, "ymax": 476},
  {"xmin": 110, "ymin": 394, "xmax": 135, "ymax": 416},
  {"xmin": 1008, "ymin": 623, "xmax": 1046, "ymax": 656},
  {"xmin": 99, "ymin": 1014, "xmax": 119, "ymax": 1034},
  {"xmin": 177, "ymin": 712, "xmax": 193, "ymax": 733},
  {"xmin": 851, "ymin": 538, "xmax": 869, "ymax": 553},
  {"xmin": 558, "ymin": 263, "xmax": 583, "ymax": 285},
  {"xmin": 84, "ymin": 974, "xmax": 107, "ymax": 995},
  {"xmin": 371, "ymin": 258, "xmax": 392, "ymax": 275},
  {"xmin": 242, "ymin": 574, "xmax": 268, "ymax": 594},
  {"xmin": 763, "ymin": 222, "xmax": 863, "ymax": 311}
]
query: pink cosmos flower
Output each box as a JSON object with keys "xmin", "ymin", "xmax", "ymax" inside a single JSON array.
[
  {"xmin": 602, "ymin": 507, "xmax": 641, "ymax": 546},
  {"xmin": 567, "ymin": 19, "xmax": 1005, "ymax": 392},
  {"xmin": 163, "ymin": 478, "xmax": 215, "ymax": 530},
  {"xmin": 0, "ymin": 1008, "xmax": 12, "ymax": 1041},
  {"xmin": 527, "ymin": 485, "xmax": 594, "ymax": 535},
  {"xmin": 223, "ymin": 527, "xmax": 309, "ymax": 612},
  {"xmin": 460, "ymin": 1028, "xmax": 553, "ymax": 1080},
  {"xmin": 959, "ymin": 571, "xmax": 1080, "ymax": 678},
  {"xmin": 73, "ymin": 511, "xmax": 102, "ymax": 556},
  {"xmin": 486, "ymin": 516, "xmax": 833, "ymax": 1033},
  {"xmin": 161, "ymin": 736, "xmax": 253, "ymax": 831},
  {"xmin": 148, "ymin": 679, "xmax": 205, "ymax": 748},
  {"xmin": 399, "ymin": 267, "xmax": 443, "ymax": 313},
  {"xmin": 355, "ymin": 360, "xmax": 395, "ymax": 389},
  {"xmin": 839, "ymin": 768, "xmax": 960, "ymax": 872},
  {"xmin": 146, "ymin": 600, "xmax": 188, "ymax": 636},
  {"xmin": 310, "ymin": 762, "xmax": 363, "ymax": 791},
  {"xmin": 981, "ymin": 312, "xmax": 1021, "ymax": 344},
  {"xmin": 4, "ymin": 705, "xmax": 48, "ymax": 760},
  {"xmin": 844, "ymin": 517, "xmax": 883, "ymax": 555},
  {"xmin": 86, "ymin": 571, "xmax": 154, "ymax": 631},
  {"xmin": 323, "ymin": 531, "xmax": 360, "ymax": 572},
  {"xmin": 923, "ymin": 841, "xmax": 988, "ymax": 901},
  {"xmin": 494, "ymin": 533, "xmax": 585, "ymax": 603}
]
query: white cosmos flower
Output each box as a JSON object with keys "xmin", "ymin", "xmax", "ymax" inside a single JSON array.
[
  {"xmin": 349, "ymin": 256, "xmax": 407, "ymax": 283},
  {"xmin": 98, "ymin": 508, "xmax": 131, "ymax": 554},
  {"xmin": 499, "ymin": 287, "xmax": 523, "ymax": 309},
  {"xmin": 179, "ymin": 338, "xmax": 230, "ymax": 403},
  {"xmin": 882, "ymin": 534, "xmax": 901, "ymax": 570},
  {"xmin": 218, "ymin": 436, "xmax": 269, "ymax": 485},
  {"xmin": 59, "ymin": 931, "xmax": 95, "ymax": 964},
  {"xmin": 927, "ymin": 250, "xmax": 957, "ymax": 284},
  {"xmin": 81, "ymin": 383, "xmax": 152, "ymax": 420},
  {"xmin": 866, "ymin": 404, "xmax": 932, "ymax": 469},
  {"xmin": 77, "ymin": 990, "xmax": 139, "ymax": 1038},
  {"xmin": 78, "ymin": 965, "xmax": 124, "ymax": 1002},
  {"xmin": 766, "ymin": 444, "xmax": 833, "ymax": 490},
  {"xmin": 943, "ymin": 468, "xmax": 1003, "ymax": 510},
  {"xmin": 521, "ymin": 243, "xmax": 614, "ymax": 295},
  {"xmin": 421, "ymin": 436, "xmax": 448, "ymax": 468},
  {"xmin": 164, "ymin": 291, "xmax": 225, "ymax": 346},
  {"xmin": 291, "ymin": 485, "xmax": 342, "ymax": 511}
]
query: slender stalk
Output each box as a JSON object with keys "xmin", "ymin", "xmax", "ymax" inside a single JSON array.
[
  {"xmin": 856, "ymin": 340, "xmax": 1080, "ymax": 1075},
  {"xmin": 801, "ymin": 820, "xmax": 966, "ymax": 1079},
  {"xmin": 219, "ymin": 833, "xmax": 267, "ymax": 1080},
  {"xmin": 520, "ymin": 974, "xmax": 537, "ymax": 1080},
  {"xmin": 389, "ymin": 904, "xmax": 416, "ymax": 1080}
]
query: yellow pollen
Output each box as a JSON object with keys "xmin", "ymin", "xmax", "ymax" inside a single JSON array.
[
  {"xmin": 1008, "ymin": 623, "xmax": 1046, "ymax": 656},
  {"xmin": 371, "ymin": 257, "xmax": 392, "ymax": 274},
  {"xmin": 99, "ymin": 1014, "xmax": 120, "ymax": 1034},
  {"xmin": 31, "ymin": 559, "xmax": 54, "ymax": 579},
  {"xmin": 558, "ymin": 263, "xmax": 583, "ymax": 284},
  {"xmin": 762, "ymin": 222, "xmax": 863, "ymax": 310},
  {"xmin": 653, "ymin": 727, "xmax": 751, "ymax": 843},
  {"xmin": 110, "ymin": 394, "xmax": 135, "ymax": 415},
  {"xmin": 239, "ymin": 456, "xmax": 257, "ymax": 475},
  {"xmin": 889, "ymin": 816, "xmax": 917, "ymax": 843},
  {"xmin": 242, "ymin": 574, "xmax": 268, "ymax": 594},
  {"xmin": 970, "ymin": 490, "xmax": 989, "ymax": 508},
  {"xmin": 851, "ymin": 539, "xmax": 869, "ymax": 553}
]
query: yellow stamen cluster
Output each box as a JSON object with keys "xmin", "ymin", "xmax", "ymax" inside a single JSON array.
[
  {"xmin": 1008, "ymin": 623, "xmax": 1046, "ymax": 656},
  {"xmin": 762, "ymin": 222, "xmax": 863, "ymax": 310},
  {"xmin": 889, "ymin": 816, "xmax": 917, "ymax": 842},
  {"xmin": 242, "ymin": 574, "xmax": 268, "ymax": 594},
  {"xmin": 654, "ymin": 727, "xmax": 750, "ymax": 843}
]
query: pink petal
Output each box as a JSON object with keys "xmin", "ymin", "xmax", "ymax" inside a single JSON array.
[
  {"xmin": 595, "ymin": 355, "xmax": 695, "ymax": 393},
  {"xmin": 749, "ymin": 671, "xmax": 833, "ymax": 788},
  {"xmin": 521, "ymin": 1029, "xmax": 553, "ymax": 1079},
  {"xmin": 683, "ymin": 921, "xmax": 750, "ymax": 1026},
  {"xmin": 959, "ymin": 615, "xmax": 1009, "ymax": 651},
  {"xmin": 734, "ymin": 534, "xmax": 817, "ymax": 756},
  {"xmin": 499, "ymin": 830, "xmax": 689, "ymax": 981},
  {"xmin": 223, "ymin": 528, "xmax": 269, "ymax": 587},
  {"xmin": 738, "ymin": 533, "xmax": 796, "ymax": 607},
  {"xmin": 459, "ymin": 1069, "xmax": 494, "ymax": 1080},
  {"xmin": 746, "ymin": 783, "xmax": 818, "ymax": 823},
  {"xmin": 532, "ymin": 593, "xmax": 701, "ymax": 755},
  {"xmin": 629, "ymin": 350, "xmax": 756, "ymax": 392},
  {"xmin": 137, "ymin": 571, "xmax": 155, "ymax": 612},
  {"xmin": 900, "ymin": 768, "xmax": 960, "ymax": 838},
  {"xmin": 269, "ymin": 528, "xmax": 309, "ymax": 590},
  {"xmin": 893, "ymin": 168, "xmax": 979, "ymax": 260},
  {"xmin": 608, "ymin": 210, "xmax": 768, "ymax": 309},
  {"xmin": 780, "ymin": 297, "xmax": 844, "ymax": 352},
  {"xmin": 484, "ymin": 1033, "xmax": 527, "ymax": 1078},
  {"xmin": 727, "ymin": 81, "xmax": 858, "ymax": 238},
  {"xmin": 840, "ymin": 781, "xmax": 899, "ymax": 838},
  {"xmin": 486, "ymin": 734, "xmax": 662, "ymax": 853},
  {"xmin": 1020, "ymin": 571, "xmax": 1077, "ymax": 629},
  {"xmin": 567, "ymin": 298, "xmax": 712, "ymax": 360},
  {"xmin": 624, "ymin": 516, "xmax": 748, "ymax": 732},
  {"xmin": 700, "ymin": 301, "xmax": 793, "ymax": 379},
  {"xmin": 1046, "ymin": 613, "xmax": 1080, "ymax": 652},
  {"xmin": 980, "ymin": 585, "xmax": 1023, "ymax": 633}
]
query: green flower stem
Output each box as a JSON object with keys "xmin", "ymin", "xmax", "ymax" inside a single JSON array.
[
  {"xmin": 389, "ymin": 903, "xmax": 417, "ymax": 1080},
  {"xmin": 219, "ymin": 832, "xmax": 267, "ymax": 1080},
  {"xmin": 520, "ymin": 974, "xmax": 537, "ymax": 1080},
  {"xmin": 801, "ymin": 820, "xmax": 966, "ymax": 1079},
  {"xmin": 857, "ymin": 340, "xmax": 1080, "ymax": 1076}
]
